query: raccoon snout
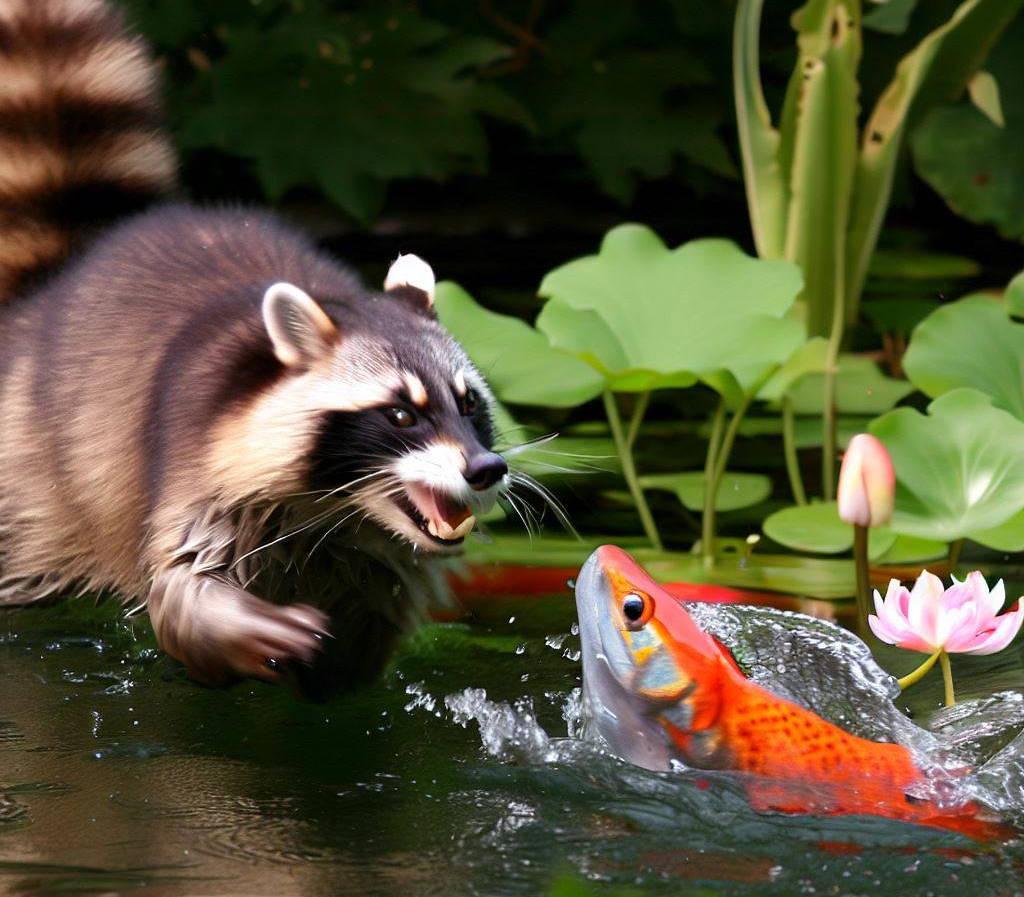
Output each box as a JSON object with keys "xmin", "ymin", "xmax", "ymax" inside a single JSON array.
[{"xmin": 463, "ymin": 452, "xmax": 508, "ymax": 491}]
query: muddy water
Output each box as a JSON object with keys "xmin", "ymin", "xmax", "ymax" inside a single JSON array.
[{"xmin": 2, "ymin": 595, "xmax": 1024, "ymax": 897}]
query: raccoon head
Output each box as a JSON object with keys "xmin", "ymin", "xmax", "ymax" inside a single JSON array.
[{"xmin": 236, "ymin": 254, "xmax": 506, "ymax": 553}]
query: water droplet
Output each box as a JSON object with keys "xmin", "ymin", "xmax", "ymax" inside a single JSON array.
[{"xmin": 515, "ymin": 643, "xmax": 526, "ymax": 655}]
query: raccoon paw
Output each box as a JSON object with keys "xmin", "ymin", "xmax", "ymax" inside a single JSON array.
[
  {"xmin": 177, "ymin": 599, "xmax": 331, "ymax": 686},
  {"xmin": 231, "ymin": 602, "xmax": 331, "ymax": 683}
]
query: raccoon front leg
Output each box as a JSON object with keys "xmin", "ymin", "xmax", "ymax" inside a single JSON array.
[{"xmin": 147, "ymin": 565, "xmax": 329, "ymax": 685}]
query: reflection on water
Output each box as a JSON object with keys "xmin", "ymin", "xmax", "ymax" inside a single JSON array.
[{"xmin": 2, "ymin": 596, "xmax": 1024, "ymax": 897}]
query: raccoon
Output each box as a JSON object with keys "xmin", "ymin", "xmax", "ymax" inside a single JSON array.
[{"xmin": 0, "ymin": 0, "xmax": 509, "ymax": 692}]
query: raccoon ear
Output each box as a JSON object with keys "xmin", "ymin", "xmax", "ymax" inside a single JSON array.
[
  {"xmin": 262, "ymin": 282, "xmax": 338, "ymax": 368},
  {"xmin": 384, "ymin": 253, "xmax": 435, "ymax": 311}
]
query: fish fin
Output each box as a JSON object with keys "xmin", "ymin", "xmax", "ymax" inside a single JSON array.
[{"xmin": 712, "ymin": 637, "xmax": 745, "ymax": 678}]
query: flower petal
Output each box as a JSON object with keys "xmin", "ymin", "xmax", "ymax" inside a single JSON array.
[
  {"xmin": 908, "ymin": 570, "xmax": 945, "ymax": 650},
  {"xmin": 963, "ymin": 600, "xmax": 1024, "ymax": 655}
]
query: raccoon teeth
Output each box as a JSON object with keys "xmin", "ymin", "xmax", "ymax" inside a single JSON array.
[
  {"xmin": 451, "ymin": 515, "xmax": 476, "ymax": 539},
  {"xmin": 426, "ymin": 515, "xmax": 477, "ymax": 541}
]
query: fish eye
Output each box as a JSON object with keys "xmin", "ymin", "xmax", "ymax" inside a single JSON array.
[
  {"xmin": 622, "ymin": 593, "xmax": 646, "ymax": 626},
  {"xmin": 461, "ymin": 388, "xmax": 478, "ymax": 416},
  {"xmin": 384, "ymin": 407, "xmax": 416, "ymax": 428}
]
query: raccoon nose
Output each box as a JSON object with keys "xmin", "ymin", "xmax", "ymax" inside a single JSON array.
[{"xmin": 464, "ymin": 452, "xmax": 508, "ymax": 491}]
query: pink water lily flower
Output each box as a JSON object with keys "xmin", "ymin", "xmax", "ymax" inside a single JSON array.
[{"xmin": 869, "ymin": 570, "xmax": 1024, "ymax": 655}]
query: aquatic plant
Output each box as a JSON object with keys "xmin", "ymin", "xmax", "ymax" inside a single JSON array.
[
  {"xmin": 837, "ymin": 433, "xmax": 894, "ymax": 633},
  {"xmin": 870, "ymin": 570, "xmax": 1024, "ymax": 706},
  {"xmin": 734, "ymin": 0, "xmax": 1019, "ymax": 496}
]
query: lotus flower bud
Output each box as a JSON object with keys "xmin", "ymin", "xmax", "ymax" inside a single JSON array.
[{"xmin": 837, "ymin": 434, "xmax": 895, "ymax": 528}]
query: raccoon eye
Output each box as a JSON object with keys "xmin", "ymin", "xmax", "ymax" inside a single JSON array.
[
  {"xmin": 384, "ymin": 407, "xmax": 416, "ymax": 428},
  {"xmin": 461, "ymin": 388, "xmax": 478, "ymax": 416}
]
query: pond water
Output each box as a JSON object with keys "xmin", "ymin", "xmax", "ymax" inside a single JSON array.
[{"xmin": 2, "ymin": 590, "xmax": 1024, "ymax": 897}]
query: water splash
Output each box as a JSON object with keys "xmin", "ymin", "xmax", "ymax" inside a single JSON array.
[{"xmin": 447, "ymin": 602, "xmax": 1024, "ymax": 819}]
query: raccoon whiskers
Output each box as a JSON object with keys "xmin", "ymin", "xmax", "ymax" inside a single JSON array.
[
  {"xmin": 231, "ymin": 504, "xmax": 342, "ymax": 569},
  {"xmin": 506, "ymin": 470, "xmax": 578, "ymax": 538}
]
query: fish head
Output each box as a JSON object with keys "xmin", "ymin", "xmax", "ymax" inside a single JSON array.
[{"xmin": 574, "ymin": 545, "xmax": 727, "ymax": 770}]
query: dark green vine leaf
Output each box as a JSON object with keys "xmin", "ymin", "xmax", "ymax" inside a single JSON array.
[{"xmin": 176, "ymin": 3, "xmax": 529, "ymax": 222}]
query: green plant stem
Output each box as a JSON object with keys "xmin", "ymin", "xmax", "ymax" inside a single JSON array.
[
  {"xmin": 703, "ymin": 390, "xmax": 760, "ymax": 567},
  {"xmin": 625, "ymin": 391, "xmax": 651, "ymax": 452},
  {"xmin": 896, "ymin": 650, "xmax": 942, "ymax": 691},
  {"xmin": 853, "ymin": 524, "xmax": 871, "ymax": 639},
  {"xmin": 782, "ymin": 396, "xmax": 806, "ymax": 505},
  {"xmin": 821, "ymin": 255, "xmax": 847, "ymax": 502},
  {"xmin": 948, "ymin": 538, "xmax": 964, "ymax": 571},
  {"xmin": 603, "ymin": 391, "xmax": 662, "ymax": 551},
  {"xmin": 939, "ymin": 651, "xmax": 956, "ymax": 707},
  {"xmin": 701, "ymin": 400, "xmax": 727, "ymax": 568}
]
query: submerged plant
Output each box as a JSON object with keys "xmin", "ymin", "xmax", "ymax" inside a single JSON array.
[
  {"xmin": 838, "ymin": 433, "xmax": 895, "ymax": 635},
  {"xmin": 870, "ymin": 570, "xmax": 1024, "ymax": 706}
]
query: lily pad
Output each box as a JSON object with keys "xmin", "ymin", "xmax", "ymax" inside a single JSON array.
[
  {"xmin": 434, "ymin": 282, "xmax": 604, "ymax": 408},
  {"xmin": 762, "ymin": 502, "xmax": 898, "ymax": 560},
  {"xmin": 968, "ymin": 509, "xmax": 1024, "ymax": 552},
  {"xmin": 536, "ymin": 225, "xmax": 805, "ymax": 405},
  {"xmin": 761, "ymin": 339, "xmax": 914, "ymax": 414},
  {"xmin": 639, "ymin": 472, "xmax": 773, "ymax": 513},
  {"xmin": 1006, "ymin": 269, "xmax": 1024, "ymax": 318},
  {"xmin": 869, "ymin": 388, "xmax": 1024, "ymax": 541},
  {"xmin": 902, "ymin": 293, "xmax": 1024, "ymax": 420},
  {"xmin": 872, "ymin": 534, "xmax": 948, "ymax": 566}
]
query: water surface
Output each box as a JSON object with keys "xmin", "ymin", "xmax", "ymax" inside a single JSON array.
[{"xmin": 2, "ymin": 593, "xmax": 1023, "ymax": 897}]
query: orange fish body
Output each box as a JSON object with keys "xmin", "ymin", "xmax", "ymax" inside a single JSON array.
[{"xmin": 574, "ymin": 545, "xmax": 1009, "ymax": 840}]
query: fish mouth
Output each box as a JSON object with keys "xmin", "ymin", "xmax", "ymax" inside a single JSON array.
[{"xmin": 399, "ymin": 483, "xmax": 476, "ymax": 546}]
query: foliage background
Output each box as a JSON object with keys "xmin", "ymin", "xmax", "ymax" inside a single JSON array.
[{"xmin": 118, "ymin": 0, "xmax": 1024, "ymax": 550}]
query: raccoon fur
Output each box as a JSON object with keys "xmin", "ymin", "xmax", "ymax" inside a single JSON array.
[{"xmin": 0, "ymin": 0, "xmax": 509, "ymax": 694}]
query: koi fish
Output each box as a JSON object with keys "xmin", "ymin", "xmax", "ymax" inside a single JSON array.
[{"xmin": 573, "ymin": 545, "xmax": 1009, "ymax": 840}]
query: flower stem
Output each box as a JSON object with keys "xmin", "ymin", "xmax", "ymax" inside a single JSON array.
[
  {"xmin": 701, "ymin": 400, "xmax": 727, "ymax": 569},
  {"xmin": 896, "ymin": 650, "xmax": 941, "ymax": 691},
  {"xmin": 852, "ymin": 524, "xmax": 870, "ymax": 640},
  {"xmin": 625, "ymin": 391, "xmax": 651, "ymax": 452},
  {"xmin": 948, "ymin": 538, "xmax": 964, "ymax": 572},
  {"xmin": 782, "ymin": 396, "xmax": 806, "ymax": 506},
  {"xmin": 603, "ymin": 391, "xmax": 662, "ymax": 551},
  {"xmin": 940, "ymin": 650, "xmax": 956, "ymax": 707}
]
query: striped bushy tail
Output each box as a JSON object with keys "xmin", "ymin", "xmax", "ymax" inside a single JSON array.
[{"xmin": 0, "ymin": 0, "xmax": 176, "ymax": 302}]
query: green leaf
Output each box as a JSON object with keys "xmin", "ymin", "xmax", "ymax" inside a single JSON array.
[
  {"xmin": 537, "ymin": 225, "xmax": 805, "ymax": 404},
  {"xmin": 967, "ymin": 70, "xmax": 1005, "ymax": 126},
  {"xmin": 969, "ymin": 508, "xmax": 1024, "ymax": 551},
  {"xmin": 863, "ymin": 0, "xmax": 919, "ymax": 35},
  {"xmin": 869, "ymin": 388, "xmax": 1024, "ymax": 541},
  {"xmin": 846, "ymin": 0, "xmax": 1022, "ymax": 318},
  {"xmin": 762, "ymin": 502, "xmax": 898, "ymax": 559},
  {"xmin": 782, "ymin": 1, "xmax": 861, "ymax": 338},
  {"xmin": 761, "ymin": 341, "xmax": 914, "ymax": 414},
  {"xmin": 1008, "ymin": 269, "xmax": 1024, "ymax": 317},
  {"xmin": 910, "ymin": 14, "xmax": 1024, "ymax": 239},
  {"xmin": 639, "ymin": 472, "xmax": 773, "ymax": 512},
  {"xmin": 733, "ymin": 0, "xmax": 789, "ymax": 259},
  {"xmin": 522, "ymin": 4, "xmax": 732, "ymax": 203},
  {"xmin": 786, "ymin": 355, "xmax": 915, "ymax": 415},
  {"xmin": 177, "ymin": 5, "xmax": 529, "ymax": 222},
  {"xmin": 872, "ymin": 534, "xmax": 948, "ymax": 565},
  {"xmin": 433, "ymin": 282, "xmax": 603, "ymax": 408},
  {"xmin": 902, "ymin": 293, "xmax": 1024, "ymax": 419}
]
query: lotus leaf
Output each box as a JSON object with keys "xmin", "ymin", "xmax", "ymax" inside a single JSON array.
[
  {"xmin": 761, "ymin": 339, "xmax": 914, "ymax": 414},
  {"xmin": 639, "ymin": 472, "xmax": 772, "ymax": 513},
  {"xmin": 535, "ymin": 225, "xmax": 805, "ymax": 405},
  {"xmin": 903, "ymin": 294, "xmax": 1024, "ymax": 420},
  {"xmin": 869, "ymin": 388, "xmax": 1024, "ymax": 541},
  {"xmin": 762, "ymin": 502, "xmax": 898, "ymax": 560},
  {"xmin": 434, "ymin": 282, "xmax": 603, "ymax": 408}
]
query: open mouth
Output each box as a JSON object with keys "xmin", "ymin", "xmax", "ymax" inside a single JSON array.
[{"xmin": 399, "ymin": 483, "xmax": 476, "ymax": 546}]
